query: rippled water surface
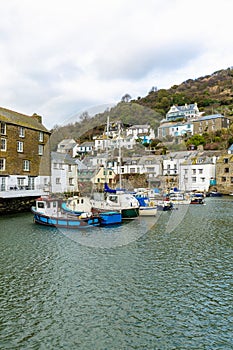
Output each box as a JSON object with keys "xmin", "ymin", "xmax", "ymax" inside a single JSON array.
[{"xmin": 1, "ymin": 198, "xmax": 233, "ymax": 349}]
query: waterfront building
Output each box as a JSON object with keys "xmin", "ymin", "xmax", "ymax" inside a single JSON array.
[
  {"xmin": 51, "ymin": 152, "xmax": 79, "ymax": 193},
  {"xmin": 0, "ymin": 107, "xmax": 50, "ymax": 197},
  {"xmin": 91, "ymin": 165, "xmax": 116, "ymax": 191},
  {"xmin": 215, "ymin": 154, "xmax": 233, "ymax": 194},
  {"xmin": 179, "ymin": 153, "xmax": 217, "ymax": 192}
]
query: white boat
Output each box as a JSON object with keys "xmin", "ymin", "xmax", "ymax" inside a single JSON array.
[
  {"xmin": 91, "ymin": 185, "xmax": 139, "ymax": 219},
  {"xmin": 134, "ymin": 193, "xmax": 157, "ymax": 216},
  {"xmin": 139, "ymin": 206, "xmax": 157, "ymax": 216},
  {"xmin": 169, "ymin": 191, "xmax": 190, "ymax": 205}
]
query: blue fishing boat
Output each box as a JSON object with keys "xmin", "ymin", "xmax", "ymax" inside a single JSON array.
[{"xmin": 31, "ymin": 197, "xmax": 101, "ymax": 228}]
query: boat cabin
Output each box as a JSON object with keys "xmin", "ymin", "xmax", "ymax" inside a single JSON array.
[{"xmin": 36, "ymin": 197, "xmax": 61, "ymax": 216}]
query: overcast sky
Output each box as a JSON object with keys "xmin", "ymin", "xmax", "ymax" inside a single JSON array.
[{"xmin": 1, "ymin": 0, "xmax": 233, "ymax": 129}]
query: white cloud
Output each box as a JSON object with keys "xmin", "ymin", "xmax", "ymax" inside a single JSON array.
[{"xmin": 0, "ymin": 0, "xmax": 233, "ymax": 129}]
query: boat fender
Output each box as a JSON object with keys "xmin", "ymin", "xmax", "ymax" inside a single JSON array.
[{"xmin": 150, "ymin": 201, "xmax": 154, "ymax": 207}]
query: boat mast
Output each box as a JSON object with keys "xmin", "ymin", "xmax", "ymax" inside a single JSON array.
[{"xmin": 118, "ymin": 122, "xmax": 122, "ymax": 189}]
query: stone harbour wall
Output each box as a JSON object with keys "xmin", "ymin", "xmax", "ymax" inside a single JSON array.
[{"xmin": 0, "ymin": 197, "xmax": 38, "ymax": 215}]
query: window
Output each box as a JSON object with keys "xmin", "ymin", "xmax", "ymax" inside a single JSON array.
[
  {"xmin": 0, "ymin": 158, "xmax": 5, "ymax": 171},
  {"xmin": 192, "ymin": 169, "xmax": 196, "ymax": 175},
  {"xmin": 1, "ymin": 138, "xmax": 6, "ymax": 151},
  {"xmin": 56, "ymin": 178, "xmax": 61, "ymax": 184},
  {"xmin": 231, "ymin": 177, "xmax": 233, "ymax": 183},
  {"xmin": 224, "ymin": 158, "xmax": 229, "ymax": 164},
  {"xmin": 0, "ymin": 122, "xmax": 6, "ymax": 135},
  {"xmin": 23, "ymin": 160, "xmax": 30, "ymax": 171},
  {"xmin": 221, "ymin": 177, "xmax": 226, "ymax": 182},
  {"xmin": 39, "ymin": 132, "xmax": 44, "ymax": 142},
  {"xmin": 17, "ymin": 178, "xmax": 25, "ymax": 188},
  {"xmin": 68, "ymin": 165, "xmax": 72, "ymax": 172},
  {"xmin": 19, "ymin": 127, "xmax": 25, "ymax": 137},
  {"xmin": 201, "ymin": 177, "xmax": 205, "ymax": 182},
  {"xmin": 192, "ymin": 177, "xmax": 196, "ymax": 182},
  {"xmin": 38, "ymin": 145, "xmax": 43, "ymax": 155},
  {"xmin": 17, "ymin": 141, "xmax": 23, "ymax": 153},
  {"xmin": 69, "ymin": 178, "xmax": 74, "ymax": 186},
  {"xmin": 224, "ymin": 167, "xmax": 229, "ymax": 173},
  {"xmin": 198, "ymin": 169, "xmax": 203, "ymax": 174}
]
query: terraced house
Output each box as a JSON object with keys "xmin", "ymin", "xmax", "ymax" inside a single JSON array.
[{"xmin": 0, "ymin": 107, "xmax": 51, "ymax": 197}]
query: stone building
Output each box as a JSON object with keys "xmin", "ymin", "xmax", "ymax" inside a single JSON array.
[
  {"xmin": 216, "ymin": 154, "xmax": 233, "ymax": 194},
  {"xmin": 193, "ymin": 114, "xmax": 230, "ymax": 135},
  {"xmin": 0, "ymin": 107, "xmax": 50, "ymax": 195}
]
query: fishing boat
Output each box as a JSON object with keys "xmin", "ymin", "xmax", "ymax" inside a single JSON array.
[
  {"xmin": 134, "ymin": 194, "xmax": 157, "ymax": 216},
  {"xmin": 91, "ymin": 184, "xmax": 139, "ymax": 219},
  {"xmin": 169, "ymin": 191, "xmax": 190, "ymax": 205},
  {"xmin": 62, "ymin": 195, "xmax": 122, "ymax": 225},
  {"xmin": 190, "ymin": 192, "xmax": 205, "ymax": 205},
  {"xmin": 31, "ymin": 196, "xmax": 101, "ymax": 228},
  {"xmin": 155, "ymin": 198, "xmax": 173, "ymax": 211}
]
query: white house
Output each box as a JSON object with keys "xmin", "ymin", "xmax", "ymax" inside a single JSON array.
[
  {"xmin": 51, "ymin": 152, "xmax": 79, "ymax": 193},
  {"xmin": 126, "ymin": 125, "xmax": 155, "ymax": 143},
  {"xmin": 76, "ymin": 142, "xmax": 94, "ymax": 155},
  {"xmin": 179, "ymin": 154, "xmax": 217, "ymax": 192},
  {"xmin": 57, "ymin": 139, "xmax": 78, "ymax": 155},
  {"xmin": 94, "ymin": 136, "xmax": 135, "ymax": 152},
  {"xmin": 158, "ymin": 121, "xmax": 193, "ymax": 138},
  {"xmin": 166, "ymin": 103, "xmax": 201, "ymax": 122}
]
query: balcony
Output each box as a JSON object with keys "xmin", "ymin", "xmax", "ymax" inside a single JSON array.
[{"xmin": 0, "ymin": 185, "xmax": 49, "ymax": 198}]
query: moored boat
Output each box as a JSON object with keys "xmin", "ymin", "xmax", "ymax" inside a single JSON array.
[
  {"xmin": 135, "ymin": 195, "xmax": 157, "ymax": 216},
  {"xmin": 62, "ymin": 195, "xmax": 122, "ymax": 225},
  {"xmin": 31, "ymin": 196, "xmax": 101, "ymax": 228},
  {"xmin": 190, "ymin": 192, "xmax": 205, "ymax": 205},
  {"xmin": 91, "ymin": 184, "xmax": 139, "ymax": 220}
]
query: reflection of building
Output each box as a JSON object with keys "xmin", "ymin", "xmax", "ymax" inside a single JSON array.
[{"xmin": 0, "ymin": 107, "xmax": 50, "ymax": 195}]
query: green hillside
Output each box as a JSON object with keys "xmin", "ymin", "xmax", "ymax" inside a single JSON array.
[{"xmin": 50, "ymin": 67, "xmax": 233, "ymax": 150}]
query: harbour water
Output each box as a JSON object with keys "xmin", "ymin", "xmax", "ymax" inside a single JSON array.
[{"xmin": 0, "ymin": 197, "xmax": 232, "ymax": 349}]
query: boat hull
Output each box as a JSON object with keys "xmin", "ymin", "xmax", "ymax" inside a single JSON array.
[
  {"xmin": 139, "ymin": 206, "xmax": 157, "ymax": 216},
  {"xmin": 99, "ymin": 211, "xmax": 122, "ymax": 225},
  {"xmin": 32, "ymin": 208, "xmax": 101, "ymax": 229}
]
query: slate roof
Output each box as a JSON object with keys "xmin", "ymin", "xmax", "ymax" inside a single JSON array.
[
  {"xmin": 51, "ymin": 151, "xmax": 77, "ymax": 165},
  {"xmin": 197, "ymin": 114, "xmax": 225, "ymax": 121},
  {"xmin": 0, "ymin": 106, "xmax": 49, "ymax": 132}
]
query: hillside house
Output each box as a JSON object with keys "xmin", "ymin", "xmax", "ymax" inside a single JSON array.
[
  {"xmin": 126, "ymin": 125, "xmax": 155, "ymax": 143},
  {"xmin": 0, "ymin": 107, "xmax": 50, "ymax": 196},
  {"xmin": 166, "ymin": 103, "xmax": 201, "ymax": 122},
  {"xmin": 77, "ymin": 142, "xmax": 94, "ymax": 155},
  {"xmin": 158, "ymin": 121, "xmax": 193, "ymax": 138},
  {"xmin": 57, "ymin": 139, "xmax": 79, "ymax": 157},
  {"xmin": 192, "ymin": 114, "xmax": 230, "ymax": 134}
]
